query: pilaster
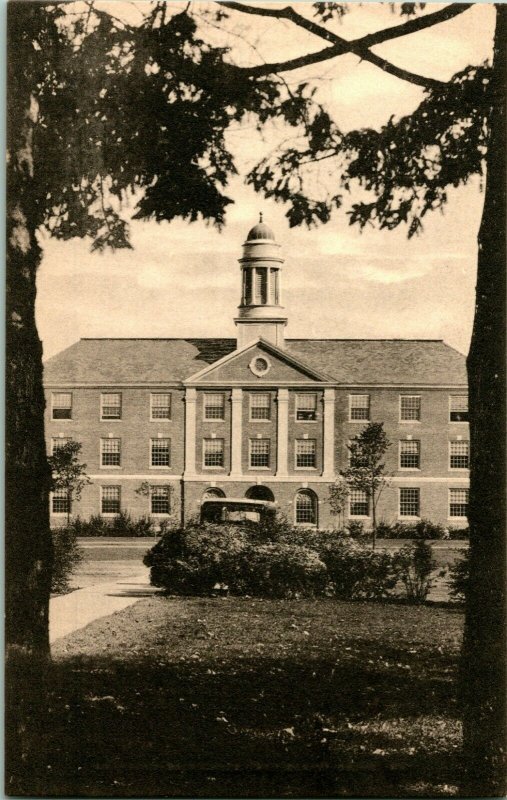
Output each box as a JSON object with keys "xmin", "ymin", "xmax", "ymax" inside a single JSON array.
[
  {"xmin": 323, "ymin": 388, "xmax": 335, "ymax": 479},
  {"xmin": 276, "ymin": 388, "xmax": 289, "ymax": 476},
  {"xmin": 184, "ymin": 387, "xmax": 197, "ymax": 475},
  {"xmin": 230, "ymin": 388, "xmax": 243, "ymax": 476}
]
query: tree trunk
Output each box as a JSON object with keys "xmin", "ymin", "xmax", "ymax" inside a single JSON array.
[
  {"xmin": 371, "ymin": 491, "xmax": 376, "ymax": 551},
  {"xmin": 462, "ymin": 5, "xmax": 506, "ymax": 795},
  {"xmin": 6, "ymin": 3, "xmax": 54, "ymax": 790}
]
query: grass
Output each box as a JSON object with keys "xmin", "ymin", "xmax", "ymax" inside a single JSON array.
[{"xmin": 18, "ymin": 596, "xmax": 464, "ymax": 797}]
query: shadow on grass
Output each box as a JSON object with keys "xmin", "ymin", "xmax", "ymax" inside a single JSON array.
[{"xmin": 13, "ymin": 642, "xmax": 462, "ymax": 798}]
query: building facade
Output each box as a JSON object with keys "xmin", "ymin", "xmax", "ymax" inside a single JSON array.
[{"xmin": 44, "ymin": 218, "xmax": 470, "ymax": 528}]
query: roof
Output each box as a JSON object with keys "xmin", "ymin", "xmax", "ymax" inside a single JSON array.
[
  {"xmin": 43, "ymin": 337, "xmax": 467, "ymax": 386},
  {"xmin": 246, "ymin": 216, "xmax": 275, "ymax": 241}
]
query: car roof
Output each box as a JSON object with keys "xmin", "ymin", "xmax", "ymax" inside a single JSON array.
[{"xmin": 202, "ymin": 498, "xmax": 276, "ymax": 507}]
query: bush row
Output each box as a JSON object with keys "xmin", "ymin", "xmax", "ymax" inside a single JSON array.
[
  {"xmin": 144, "ymin": 521, "xmax": 446, "ymax": 603},
  {"xmin": 65, "ymin": 511, "xmax": 165, "ymax": 537}
]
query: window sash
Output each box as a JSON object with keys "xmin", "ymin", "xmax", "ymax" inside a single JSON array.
[
  {"xmin": 296, "ymin": 394, "xmax": 317, "ymax": 421},
  {"xmin": 349, "ymin": 489, "xmax": 369, "ymax": 516},
  {"xmin": 250, "ymin": 393, "xmax": 270, "ymax": 420},
  {"xmin": 399, "ymin": 488, "xmax": 420, "ymax": 517},
  {"xmin": 250, "ymin": 439, "xmax": 270, "ymax": 468},
  {"xmin": 101, "ymin": 393, "xmax": 122, "ymax": 419},
  {"xmin": 296, "ymin": 439, "xmax": 316, "ymax": 468},
  {"xmin": 349, "ymin": 394, "xmax": 370, "ymax": 421},
  {"xmin": 151, "ymin": 486, "xmax": 170, "ymax": 514},
  {"xmin": 450, "ymin": 440, "xmax": 469, "ymax": 469},
  {"xmin": 151, "ymin": 438, "xmax": 171, "ymax": 467},
  {"xmin": 102, "ymin": 486, "xmax": 121, "ymax": 514},
  {"xmin": 52, "ymin": 489, "xmax": 70, "ymax": 514},
  {"xmin": 51, "ymin": 437, "xmax": 71, "ymax": 454},
  {"xmin": 400, "ymin": 440, "xmax": 420, "ymax": 469},
  {"xmin": 204, "ymin": 393, "xmax": 225, "ymax": 420},
  {"xmin": 295, "ymin": 492, "xmax": 316, "ymax": 524},
  {"xmin": 449, "ymin": 489, "xmax": 469, "ymax": 517},
  {"xmin": 450, "ymin": 395, "xmax": 469, "ymax": 422},
  {"xmin": 52, "ymin": 393, "xmax": 72, "ymax": 419},
  {"xmin": 151, "ymin": 393, "xmax": 171, "ymax": 420},
  {"xmin": 203, "ymin": 438, "xmax": 224, "ymax": 467},
  {"xmin": 400, "ymin": 396, "xmax": 421, "ymax": 421},
  {"xmin": 101, "ymin": 438, "xmax": 121, "ymax": 466}
]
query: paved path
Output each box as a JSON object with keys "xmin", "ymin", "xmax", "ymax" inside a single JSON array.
[{"xmin": 49, "ymin": 567, "xmax": 160, "ymax": 643}]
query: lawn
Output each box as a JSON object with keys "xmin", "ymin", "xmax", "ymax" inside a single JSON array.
[{"xmin": 21, "ymin": 596, "xmax": 464, "ymax": 798}]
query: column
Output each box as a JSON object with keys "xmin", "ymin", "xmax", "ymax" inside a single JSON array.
[
  {"xmin": 230, "ymin": 388, "xmax": 243, "ymax": 476},
  {"xmin": 184, "ymin": 387, "xmax": 197, "ymax": 476},
  {"xmin": 323, "ymin": 388, "xmax": 336, "ymax": 479},
  {"xmin": 276, "ymin": 388, "xmax": 289, "ymax": 476}
]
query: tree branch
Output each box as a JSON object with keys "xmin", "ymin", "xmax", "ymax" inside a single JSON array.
[{"xmin": 219, "ymin": 2, "xmax": 470, "ymax": 89}]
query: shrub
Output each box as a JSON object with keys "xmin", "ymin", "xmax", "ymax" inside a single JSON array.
[
  {"xmin": 319, "ymin": 538, "xmax": 398, "ymax": 600},
  {"xmin": 236, "ymin": 543, "xmax": 328, "ymax": 598},
  {"xmin": 447, "ymin": 549, "xmax": 469, "ymax": 602},
  {"xmin": 393, "ymin": 540, "xmax": 436, "ymax": 603},
  {"xmin": 69, "ymin": 511, "xmax": 157, "ymax": 537},
  {"xmin": 51, "ymin": 527, "xmax": 83, "ymax": 593},
  {"xmin": 144, "ymin": 523, "xmax": 250, "ymax": 594},
  {"xmin": 413, "ymin": 519, "xmax": 446, "ymax": 540},
  {"xmin": 447, "ymin": 526, "xmax": 469, "ymax": 540}
]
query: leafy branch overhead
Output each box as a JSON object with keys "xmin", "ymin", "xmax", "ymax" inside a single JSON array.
[{"xmin": 22, "ymin": 2, "xmax": 489, "ymax": 247}]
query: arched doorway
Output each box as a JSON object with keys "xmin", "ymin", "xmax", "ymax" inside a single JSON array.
[
  {"xmin": 245, "ymin": 485, "xmax": 275, "ymax": 502},
  {"xmin": 202, "ymin": 487, "xmax": 226, "ymax": 501}
]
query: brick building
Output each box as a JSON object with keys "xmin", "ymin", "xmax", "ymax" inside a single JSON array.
[{"xmin": 44, "ymin": 218, "xmax": 470, "ymax": 528}]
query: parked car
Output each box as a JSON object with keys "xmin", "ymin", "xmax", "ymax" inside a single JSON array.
[{"xmin": 200, "ymin": 497, "xmax": 277, "ymax": 526}]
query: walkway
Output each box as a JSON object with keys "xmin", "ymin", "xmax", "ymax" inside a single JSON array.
[{"xmin": 49, "ymin": 567, "xmax": 160, "ymax": 643}]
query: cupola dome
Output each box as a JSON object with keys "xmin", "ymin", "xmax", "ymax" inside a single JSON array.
[{"xmin": 246, "ymin": 213, "xmax": 275, "ymax": 242}]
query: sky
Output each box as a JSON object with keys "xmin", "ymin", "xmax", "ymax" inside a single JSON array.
[{"xmin": 36, "ymin": 1, "xmax": 496, "ymax": 360}]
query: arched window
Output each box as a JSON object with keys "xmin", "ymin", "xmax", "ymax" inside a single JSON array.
[
  {"xmin": 245, "ymin": 485, "xmax": 274, "ymax": 502},
  {"xmin": 202, "ymin": 487, "xmax": 226, "ymax": 501},
  {"xmin": 295, "ymin": 490, "xmax": 318, "ymax": 526}
]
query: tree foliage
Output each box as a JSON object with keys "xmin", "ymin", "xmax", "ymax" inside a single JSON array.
[
  {"xmin": 48, "ymin": 441, "xmax": 92, "ymax": 523},
  {"xmin": 340, "ymin": 422, "xmax": 392, "ymax": 548}
]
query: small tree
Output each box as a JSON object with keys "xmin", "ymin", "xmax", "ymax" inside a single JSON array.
[
  {"xmin": 340, "ymin": 422, "xmax": 391, "ymax": 550},
  {"xmin": 48, "ymin": 441, "xmax": 91, "ymax": 525},
  {"xmin": 327, "ymin": 480, "xmax": 349, "ymax": 530}
]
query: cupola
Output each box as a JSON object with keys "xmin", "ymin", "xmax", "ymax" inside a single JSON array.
[{"xmin": 234, "ymin": 215, "xmax": 288, "ymax": 348}]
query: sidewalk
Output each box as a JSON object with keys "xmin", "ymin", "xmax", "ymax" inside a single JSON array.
[{"xmin": 49, "ymin": 567, "xmax": 161, "ymax": 643}]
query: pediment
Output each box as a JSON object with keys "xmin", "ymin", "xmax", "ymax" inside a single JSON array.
[{"xmin": 184, "ymin": 338, "xmax": 334, "ymax": 385}]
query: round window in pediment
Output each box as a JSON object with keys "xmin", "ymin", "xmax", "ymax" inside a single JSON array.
[{"xmin": 249, "ymin": 355, "xmax": 271, "ymax": 377}]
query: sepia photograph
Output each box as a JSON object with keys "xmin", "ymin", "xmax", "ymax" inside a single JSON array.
[{"xmin": 6, "ymin": 1, "xmax": 505, "ymax": 797}]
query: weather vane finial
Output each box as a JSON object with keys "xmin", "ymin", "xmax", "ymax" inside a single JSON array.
[{"xmin": 259, "ymin": 212, "xmax": 263, "ymax": 223}]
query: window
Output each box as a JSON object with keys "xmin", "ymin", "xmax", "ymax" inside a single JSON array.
[
  {"xmin": 295, "ymin": 490, "xmax": 317, "ymax": 525},
  {"xmin": 449, "ymin": 488, "xmax": 469, "ymax": 518},
  {"xmin": 203, "ymin": 487, "xmax": 226, "ymax": 500},
  {"xmin": 254, "ymin": 267, "xmax": 267, "ymax": 304},
  {"xmin": 101, "ymin": 393, "xmax": 121, "ymax": 420},
  {"xmin": 151, "ymin": 438, "xmax": 171, "ymax": 467},
  {"xmin": 52, "ymin": 393, "xmax": 72, "ymax": 420},
  {"xmin": 204, "ymin": 393, "xmax": 225, "ymax": 420},
  {"xmin": 101, "ymin": 438, "xmax": 121, "ymax": 467},
  {"xmin": 250, "ymin": 393, "xmax": 270, "ymax": 420},
  {"xmin": 51, "ymin": 437, "xmax": 71, "ymax": 454},
  {"xmin": 296, "ymin": 394, "xmax": 317, "ymax": 421},
  {"xmin": 250, "ymin": 439, "xmax": 270, "ymax": 468},
  {"xmin": 450, "ymin": 395, "xmax": 469, "ymax": 422},
  {"xmin": 349, "ymin": 489, "xmax": 369, "ymax": 517},
  {"xmin": 52, "ymin": 489, "xmax": 70, "ymax": 515},
  {"xmin": 203, "ymin": 438, "xmax": 224, "ymax": 468},
  {"xmin": 400, "ymin": 440, "xmax": 420, "ymax": 469},
  {"xmin": 400, "ymin": 395, "xmax": 421, "ymax": 421},
  {"xmin": 349, "ymin": 394, "xmax": 370, "ymax": 421},
  {"xmin": 450, "ymin": 440, "xmax": 469, "ymax": 469},
  {"xmin": 151, "ymin": 486, "xmax": 170, "ymax": 515},
  {"xmin": 101, "ymin": 485, "xmax": 120, "ymax": 514},
  {"xmin": 268, "ymin": 269, "xmax": 278, "ymax": 304},
  {"xmin": 151, "ymin": 393, "xmax": 171, "ymax": 420},
  {"xmin": 399, "ymin": 488, "xmax": 420, "ymax": 517},
  {"xmin": 296, "ymin": 439, "xmax": 317, "ymax": 468}
]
